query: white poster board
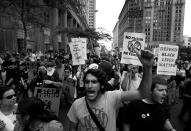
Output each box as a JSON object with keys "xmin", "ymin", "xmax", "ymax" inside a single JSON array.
[
  {"xmin": 71, "ymin": 38, "xmax": 87, "ymax": 60},
  {"xmin": 34, "ymin": 87, "xmax": 61, "ymax": 116},
  {"xmin": 157, "ymin": 44, "xmax": 179, "ymax": 76},
  {"xmin": 120, "ymin": 32, "xmax": 145, "ymax": 65},
  {"xmin": 69, "ymin": 42, "xmax": 85, "ymax": 65}
]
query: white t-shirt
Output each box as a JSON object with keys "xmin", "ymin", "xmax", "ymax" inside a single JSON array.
[
  {"xmin": 67, "ymin": 90, "xmax": 122, "ymax": 131},
  {"xmin": 0, "ymin": 110, "xmax": 14, "ymax": 131},
  {"xmin": 6, "ymin": 113, "xmax": 16, "ymax": 125},
  {"xmin": 129, "ymin": 77, "xmax": 141, "ymax": 91}
]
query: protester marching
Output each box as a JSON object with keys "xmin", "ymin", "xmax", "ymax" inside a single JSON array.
[{"xmin": 0, "ymin": 35, "xmax": 190, "ymax": 131}]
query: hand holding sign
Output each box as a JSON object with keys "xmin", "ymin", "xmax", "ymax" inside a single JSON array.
[
  {"xmin": 135, "ymin": 49, "xmax": 154, "ymax": 68},
  {"xmin": 43, "ymin": 80, "xmax": 53, "ymax": 85}
]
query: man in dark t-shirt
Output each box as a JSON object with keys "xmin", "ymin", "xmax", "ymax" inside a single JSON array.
[{"xmin": 117, "ymin": 75, "xmax": 176, "ymax": 131}]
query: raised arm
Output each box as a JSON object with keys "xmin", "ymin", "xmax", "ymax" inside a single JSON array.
[{"xmin": 121, "ymin": 49, "xmax": 154, "ymax": 101}]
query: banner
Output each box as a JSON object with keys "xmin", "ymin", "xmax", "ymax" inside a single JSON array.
[
  {"xmin": 71, "ymin": 38, "xmax": 87, "ymax": 60},
  {"xmin": 120, "ymin": 32, "xmax": 145, "ymax": 65},
  {"xmin": 34, "ymin": 87, "xmax": 61, "ymax": 116},
  {"xmin": 157, "ymin": 44, "xmax": 179, "ymax": 76}
]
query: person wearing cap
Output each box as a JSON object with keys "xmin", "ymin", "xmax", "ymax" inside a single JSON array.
[{"xmin": 43, "ymin": 61, "xmax": 63, "ymax": 89}]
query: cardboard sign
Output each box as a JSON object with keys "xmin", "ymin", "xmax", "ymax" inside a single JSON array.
[
  {"xmin": 63, "ymin": 79, "xmax": 76, "ymax": 104},
  {"xmin": 157, "ymin": 44, "xmax": 179, "ymax": 76},
  {"xmin": 34, "ymin": 87, "xmax": 61, "ymax": 116},
  {"xmin": 71, "ymin": 38, "xmax": 87, "ymax": 60},
  {"xmin": 69, "ymin": 41, "xmax": 86, "ymax": 65},
  {"xmin": 120, "ymin": 32, "xmax": 145, "ymax": 65}
]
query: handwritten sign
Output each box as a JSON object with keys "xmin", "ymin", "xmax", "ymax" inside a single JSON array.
[
  {"xmin": 69, "ymin": 41, "xmax": 86, "ymax": 65},
  {"xmin": 71, "ymin": 38, "xmax": 87, "ymax": 60},
  {"xmin": 120, "ymin": 32, "xmax": 145, "ymax": 65},
  {"xmin": 157, "ymin": 44, "xmax": 179, "ymax": 76},
  {"xmin": 34, "ymin": 87, "xmax": 61, "ymax": 115}
]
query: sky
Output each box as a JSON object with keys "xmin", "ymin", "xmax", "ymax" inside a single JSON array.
[
  {"xmin": 96, "ymin": 0, "xmax": 126, "ymax": 35},
  {"xmin": 96, "ymin": 0, "xmax": 191, "ymax": 49},
  {"xmin": 184, "ymin": 0, "xmax": 191, "ymax": 36}
]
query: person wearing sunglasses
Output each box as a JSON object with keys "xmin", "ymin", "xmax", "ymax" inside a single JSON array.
[{"xmin": 0, "ymin": 85, "xmax": 17, "ymax": 131}]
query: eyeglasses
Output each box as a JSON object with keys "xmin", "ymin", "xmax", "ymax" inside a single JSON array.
[{"xmin": 3, "ymin": 94, "xmax": 16, "ymax": 99}]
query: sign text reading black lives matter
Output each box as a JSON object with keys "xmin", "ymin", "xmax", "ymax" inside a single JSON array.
[
  {"xmin": 158, "ymin": 46, "xmax": 178, "ymax": 68},
  {"xmin": 157, "ymin": 44, "xmax": 179, "ymax": 76}
]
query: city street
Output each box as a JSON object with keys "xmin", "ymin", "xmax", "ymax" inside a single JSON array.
[{"xmin": 0, "ymin": 0, "xmax": 191, "ymax": 131}]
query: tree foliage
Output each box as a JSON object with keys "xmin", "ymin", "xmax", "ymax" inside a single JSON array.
[
  {"xmin": 58, "ymin": 27, "xmax": 112, "ymax": 41},
  {"xmin": 0, "ymin": 0, "xmax": 109, "ymax": 51}
]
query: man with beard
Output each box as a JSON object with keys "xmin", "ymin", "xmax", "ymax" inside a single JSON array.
[
  {"xmin": 67, "ymin": 50, "xmax": 154, "ymax": 131},
  {"xmin": 118, "ymin": 75, "xmax": 176, "ymax": 131},
  {"xmin": 121, "ymin": 65, "xmax": 142, "ymax": 91}
]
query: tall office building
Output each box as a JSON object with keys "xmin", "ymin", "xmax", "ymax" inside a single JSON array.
[
  {"xmin": 117, "ymin": 0, "xmax": 185, "ymax": 49},
  {"xmin": 118, "ymin": 0, "xmax": 144, "ymax": 48},
  {"xmin": 144, "ymin": 0, "xmax": 185, "ymax": 48},
  {"xmin": 112, "ymin": 21, "xmax": 119, "ymax": 49},
  {"xmin": 0, "ymin": 0, "xmax": 89, "ymax": 52},
  {"xmin": 88, "ymin": 0, "xmax": 96, "ymax": 28}
]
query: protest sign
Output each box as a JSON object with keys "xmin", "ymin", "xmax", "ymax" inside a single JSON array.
[
  {"xmin": 157, "ymin": 44, "xmax": 179, "ymax": 76},
  {"xmin": 63, "ymin": 79, "xmax": 76, "ymax": 104},
  {"xmin": 34, "ymin": 87, "xmax": 61, "ymax": 115},
  {"xmin": 71, "ymin": 38, "xmax": 87, "ymax": 60},
  {"xmin": 69, "ymin": 41, "xmax": 86, "ymax": 65},
  {"xmin": 120, "ymin": 32, "xmax": 145, "ymax": 65}
]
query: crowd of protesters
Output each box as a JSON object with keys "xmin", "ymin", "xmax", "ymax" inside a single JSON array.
[{"xmin": 0, "ymin": 49, "xmax": 190, "ymax": 131}]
